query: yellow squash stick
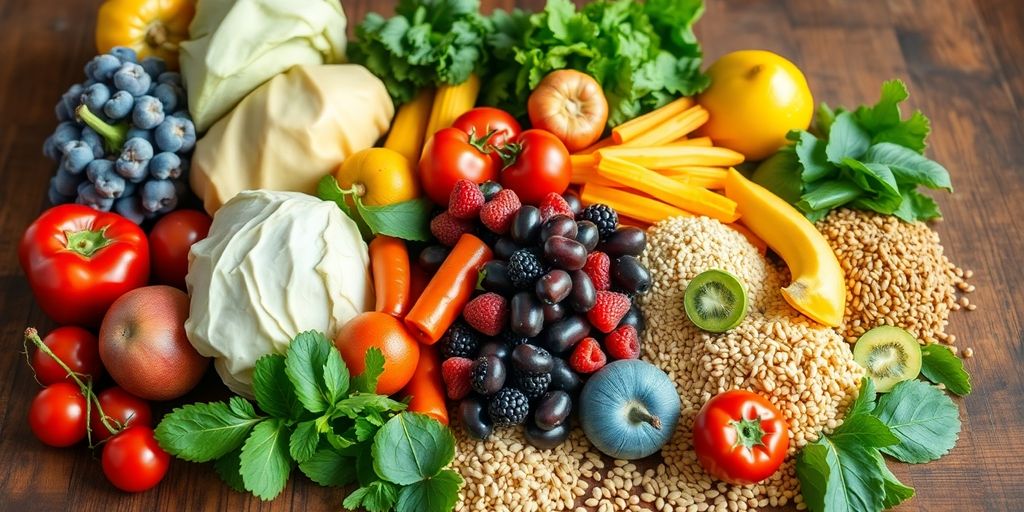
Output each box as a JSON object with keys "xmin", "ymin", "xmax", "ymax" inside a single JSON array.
[
  {"xmin": 669, "ymin": 136, "xmax": 713, "ymax": 147},
  {"xmin": 620, "ymin": 105, "xmax": 709, "ymax": 147},
  {"xmin": 658, "ymin": 166, "xmax": 729, "ymax": 189},
  {"xmin": 611, "ymin": 97, "xmax": 695, "ymax": 144},
  {"xmin": 384, "ymin": 88, "xmax": 435, "ymax": 163},
  {"xmin": 596, "ymin": 156, "xmax": 739, "ymax": 222},
  {"xmin": 597, "ymin": 144, "xmax": 744, "ymax": 168},
  {"xmin": 423, "ymin": 73, "xmax": 481, "ymax": 148},
  {"xmin": 570, "ymin": 165, "xmax": 623, "ymax": 187},
  {"xmin": 574, "ymin": 136, "xmax": 615, "ymax": 155},
  {"xmin": 581, "ymin": 183, "xmax": 691, "ymax": 225}
]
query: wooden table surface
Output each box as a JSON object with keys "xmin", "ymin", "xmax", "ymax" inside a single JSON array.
[{"xmin": 1, "ymin": 0, "xmax": 1022, "ymax": 511}]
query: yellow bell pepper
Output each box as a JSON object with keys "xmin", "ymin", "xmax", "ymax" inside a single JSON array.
[{"xmin": 96, "ymin": 0, "xmax": 195, "ymax": 69}]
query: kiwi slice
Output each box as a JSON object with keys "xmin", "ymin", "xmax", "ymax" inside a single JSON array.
[
  {"xmin": 684, "ymin": 269, "xmax": 748, "ymax": 333},
  {"xmin": 853, "ymin": 326, "xmax": 922, "ymax": 392}
]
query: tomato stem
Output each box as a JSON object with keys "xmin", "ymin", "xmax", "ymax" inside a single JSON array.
[
  {"xmin": 466, "ymin": 127, "xmax": 499, "ymax": 154},
  {"xmin": 627, "ymin": 402, "xmax": 662, "ymax": 430},
  {"xmin": 63, "ymin": 225, "xmax": 114, "ymax": 258},
  {"xmin": 729, "ymin": 415, "xmax": 768, "ymax": 451},
  {"xmin": 75, "ymin": 104, "xmax": 128, "ymax": 153}
]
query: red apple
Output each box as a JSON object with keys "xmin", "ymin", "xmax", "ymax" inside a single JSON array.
[{"xmin": 99, "ymin": 285, "xmax": 208, "ymax": 401}]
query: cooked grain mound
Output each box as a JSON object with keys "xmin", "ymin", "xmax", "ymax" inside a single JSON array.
[{"xmin": 816, "ymin": 209, "xmax": 971, "ymax": 345}]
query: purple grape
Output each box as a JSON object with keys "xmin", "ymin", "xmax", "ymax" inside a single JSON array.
[
  {"xmin": 87, "ymin": 54, "xmax": 122, "ymax": 82},
  {"xmin": 114, "ymin": 137, "xmax": 153, "ymax": 182},
  {"xmin": 148, "ymin": 152, "xmax": 183, "ymax": 179},
  {"xmin": 81, "ymin": 83, "xmax": 111, "ymax": 114},
  {"xmin": 141, "ymin": 179, "xmax": 177, "ymax": 213},
  {"xmin": 52, "ymin": 168, "xmax": 83, "ymax": 196},
  {"xmin": 113, "ymin": 62, "xmax": 151, "ymax": 96},
  {"xmin": 154, "ymin": 116, "xmax": 195, "ymax": 153},
  {"xmin": 152, "ymin": 83, "xmax": 181, "ymax": 112},
  {"xmin": 132, "ymin": 95, "xmax": 165, "ymax": 130},
  {"xmin": 60, "ymin": 141, "xmax": 95, "ymax": 174},
  {"xmin": 80, "ymin": 127, "xmax": 105, "ymax": 158},
  {"xmin": 156, "ymin": 71, "xmax": 182, "ymax": 86},
  {"xmin": 103, "ymin": 90, "xmax": 134, "ymax": 120}
]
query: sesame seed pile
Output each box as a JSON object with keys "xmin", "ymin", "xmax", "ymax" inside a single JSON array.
[
  {"xmin": 816, "ymin": 209, "xmax": 973, "ymax": 346},
  {"xmin": 452, "ymin": 216, "xmax": 865, "ymax": 512}
]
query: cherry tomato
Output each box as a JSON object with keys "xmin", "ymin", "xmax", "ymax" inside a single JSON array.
[
  {"xmin": 102, "ymin": 426, "xmax": 170, "ymax": 492},
  {"xmin": 28, "ymin": 381, "xmax": 87, "ymax": 447},
  {"xmin": 452, "ymin": 107, "xmax": 522, "ymax": 166},
  {"xmin": 90, "ymin": 387, "xmax": 153, "ymax": 442},
  {"xmin": 499, "ymin": 129, "xmax": 572, "ymax": 205},
  {"xmin": 419, "ymin": 127, "xmax": 500, "ymax": 205},
  {"xmin": 528, "ymin": 70, "xmax": 609, "ymax": 153},
  {"xmin": 693, "ymin": 390, "xmax": 789, "ymax": 485},
  {"xmin": 31, "ymin": 326, "xmax": 102, "ymax": 385},
  {"xmin": 149, "ymin": 209, "xmax": 212, "ymax": 290}
]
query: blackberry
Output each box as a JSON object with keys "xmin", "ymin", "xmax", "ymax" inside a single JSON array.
[
  {"xmin": 441, "ymin": 321, "xmax": 480, "ymax": 359},
  {"xmin": 578, "ymin": 204, "xmax": 618, "ymax": 239},
  {"xmin": 470, "ymin": 355, "xmax": 506, "ymax": 395},
  {"xmin": 488, "ymin": 387, "xmax": 529, "ymax": 426},
  {"xmin": 507, "ymin": 248, "xmax": 545, "ymax": 289},
  {"xmin": 513, "ymin": 369, "xmax": 551, "ymax": 400},
  {"xmin": 500, "ymin": 330, "xmax": 533, "ymax": 348}
]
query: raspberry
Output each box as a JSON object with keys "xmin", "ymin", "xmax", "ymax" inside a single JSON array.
[
  {"xmin": 430, "ymin": 211, "xmax": 474, "ymax": 247},
  {"xmin": 480, "ymin": 189, "xmax": 522, "ymax": 234},
  {"xmin": 578, "ymin": 204, "xmax": 618, "ymax": 239},
  {"xmin": 587, "ymin": 291, "xmax": 631, "ymax": 333},
  {"xmin": 583, "ymin": 251, "xmax": 611, "ymax": 291},
  {"xmin": 441, "ymin": 357, "xmax": 474, "ymax": 400},
  {"xmin": 448, "ymin": 179, "xmax": 485, "ymax": 220},
  {"xmin": 538, "ymin": 192, "xmax": 574, "ymax": 221},
  {"xmin": 463, "ymin": 292, "xmax": 509, "ymax": 336},
  {"xmin": 604, "ymin": 325, "xmax": 640, "ymax": 360},
  {"xmin": 569, "ymin": 337, "xmax": 606, "ymax": 374}
]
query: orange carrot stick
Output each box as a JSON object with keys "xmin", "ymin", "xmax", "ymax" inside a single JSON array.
[
  {"xmin": 401, "ymin": 345, "xmax": 449, "ymax": 425},
  {"xmin": 407, "ymin": 262, "xmax": 430, "ymax": 307},
  {"xmin": 369, "ymin": 235, "xmax": 411, "ymax": 318},
  {"xmin": 405, "ymin": 234, "xmax": 492, "ymax": 344}
]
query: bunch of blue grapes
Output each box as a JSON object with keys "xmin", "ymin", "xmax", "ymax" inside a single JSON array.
[{"xmin": 43, "ymin": 46, "xmax": 196, "ymax": 224}]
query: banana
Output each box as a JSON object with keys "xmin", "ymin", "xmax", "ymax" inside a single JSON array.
[{"xmin": 723, "ymin": 168, "xmax": 845, "ymax": 327}]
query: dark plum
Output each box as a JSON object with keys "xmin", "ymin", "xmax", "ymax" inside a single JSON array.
[
  {"xmin": 459, "ymin": 396, "xmax": 494, "ymax": 440},
  {"xmin": 543, "ymin": 236, "xmax": 587, "ymax": 271},
  {"xmin": 575, "ymin": 220, "xmax": 600, "ymax": 251},
  {"xmin": 479, "ymin": 260, "xmax": 515, "ymax": 295},
  {"xmin": 619, "ymin": 304, "xmax": 646, "ymax": 333},
  {"xmin": 600, "ymin": 226, "xmax": 647, "ymax": 257},
  {"xmin": 478, "ymin": 340, "xmax": 510, "ymax": 361},
  {"xmin": 562, "ymin": 191, "xmax": 582, "ymax": 215},
  {"xmin": 494, "ymin": 237, "xmax": 520, "ymax": 261},
  {"xmin": 511, "ymin": 343, "xmax": 554, "ymax": 374},
  {"xmin": 540, "ymin": 215, "xmax": 578, "ymax": 240},
  {"xmin": 535, "ymin": 269, "xmax": 572, "ymax": 304},
  {"xmin": 511, "ymin": 205, "xmax": 542, "ymax": 245},
  {"xmin": 525, "ymin": 419, "xmax": 571, "ymax": 449},
  {"xmin": 612, "ymin": 255, "xmax": 652, "ymax": 295},
  {"xmin": 544, "ymin": 315, "xmax": 591, "ymax": 354},
  {"xmin": 542, "ymin": 302, "xmax": 567, "ymax": 324},
  {"xmin": 417, "ymin": 245, "xmax": 449, "ymax": 274},
  {"xmin": 548, "ymin": 357, "xmax": 582, "ymax": 393},
  {"xmin": 510, "ymin": 292, "xmax": 544, "ymax": 337},
  {"xmin": 534, "ymin": 390, "xmax": 572, "ymax": 430},
  {"xmin": 567, "ymin": 270, "xmax": 596, "ymax": 312},
  {"xmin": 470, "ymin": 355, "xmax": 506, "ymax": 395}
]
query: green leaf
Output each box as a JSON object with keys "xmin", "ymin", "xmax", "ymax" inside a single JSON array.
[
  {"xmin": 316, "ymin": 175, "xmax": 353, "ymax": 217},
  {"xmin": 825, "ymin": 112, "xmax": 871, "ymax": 165},
  {"xmin": 355, "ymin": 417, "xmax": 383, "ymax": 442},
  {"xmin": 355, "ymin": 196, "xmax": 433, "ymax": 242},
  {"xmin": 798, "ymin": 178, "xmax": 863, "ymax": 211},
  {"xmin": 854, "ymin": 79, "xmax": 908, "ymax": 134},
  {"xmin": 356, "ymin": 442, "xmax": 379, "ymax": 486},
  {"xmin": 892, "ymin": 188, "xmax": 941, "ymax": 222},
  {"xmin": 353, "ymin": 348, "xmax": 387, "ymax": 394},
  {"xmin": 298, "ymin": 447, "xmax": 358, "ymax": 487},
  {"xmin": 816, "ymin": 102, "xmax": 838, "ymax": 135},
  {"xmin": 154, "ymin": 401, "xmax": 264, "ymax": 462},
  {"xmin": 848, "ymin": 378, "xmax": 877, "ymax": 417},
  {"xmin": 252, "ymin": 354, "xmax": 304, "ymax": 420},
  {"xmin": 791, "ymin": 131, "xmax": 833, "ymax": 182},
  {"xmin": 213, "ymin": 447, "xmax": 246, "ymax": 492},
  {"xmin": 288, "ymin": 420, "xmax": 320, "ymax": 463},
  {"xmin": 228, "ymin": 397, "xmax": 258, "ymax": 419},
  {"xmin": 751, "ymin": 147, "xmax": 804, "ymax": 204},
  {"xmin": 879, "ymin": 459, "xmax": 915, "ymax": 509},
  {"xmin": 334, "ymin": 394, "xmax": 408, "ymax": 419},
  {"xmin": 874, "ymin": 110, "xmax": 930, "ymax": 153},
  {"xmin": 920, "ymin": 344, "xmax": 972, "ymax": 395},
  {"xmin": 239, "ymin": 419, "xmax": 294, "ymax": 501},
  {"xmin": 322, "ymin": 347, "xmax": 350, "ymax": 405},
  {"xmin": 829, "ymin": 413, "xmax": 899, "ymax": 449},
  {"xmin": 284, "ymin": 331, "xmax": 336, "ymax": 414},
  {"xmin": 373, "ymin": 413, "xmax": 456, "ymax": 485},
  {"xmin": 874, "ymin": 379, "xmax": 961, "ymax": 463},
  {"xmin": 796, "ymin": 436, "xmax": 886, "ymax": 512},
  {"xmin": 346, "ymin": 480, "xmax": 399, "ymax": 512},
  {"xmin": 396, "ymin": 468, "xmax": 464, "ymax": 512},
  {"xmin": 864, "ymin": 142, "xmax": 951, "ymax": 191},
  {"xmin": 840, "ymin": 159, "xmax": 902, "ymax": 213}
]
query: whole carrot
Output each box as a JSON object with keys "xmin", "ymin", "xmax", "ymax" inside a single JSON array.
[
  {"xmin": 405, "ymin": 234, "xmax": 492, "ymax": 344},
  {"xmin": 401, "ymin": 345, "xmax": 448, "ymax": 425},
  {"xmin": 369, "ymin": 235, "xmax": 411, "ymax": 318},
  {"xmin": 407, "ymin": 261, "xmax": 430, "ymax": 307}
]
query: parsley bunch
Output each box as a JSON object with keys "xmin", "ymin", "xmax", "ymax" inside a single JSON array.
[
  {"xmin": 154, "ymin": 331, "xmax": 462, "ymax": 512},
  {"xmin": 753, "ymin": 79, "xmax": 952, "ymax": 222}
]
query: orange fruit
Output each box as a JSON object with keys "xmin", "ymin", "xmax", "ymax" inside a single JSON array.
[
  {"xmin": 696, "ymin": 50, "xmax": 814, "ymax": 161},
  {"xmin": 334, "ymin": 311, "xmax": 420, "ymax": 395},
  {"xmin": 335, "ymin": 147, "xmax": 420, "ymax": 207}
]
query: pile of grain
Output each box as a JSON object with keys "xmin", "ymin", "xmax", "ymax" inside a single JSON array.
[
  {"xmin": 452, "ymin": 216, "xmax": 865, "ymax": 512},
  {"xmin": 816, "ymin": 209, "xmax": 972, "ymax": 345}
]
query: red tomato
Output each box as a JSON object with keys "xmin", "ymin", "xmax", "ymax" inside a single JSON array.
[
  {"xmin": 452, "ymin": 107, "xmax": 522, "ymax": 166},
  {"xmin": 693, "ymin": 390, "xmax": 789, "ymax": 485},
  {"xmin": 419, "ymin": 127, "xmax": 500, "ymax": 205},
  {"xmin": 28, "ymin": 381, "xmax": 87, "ymax": 447},
  {"xmin": 102, "ymin": 426, "xmax": 170, "ymax": 492},
  {"xmin": 149, "ymin": 209, "xmax": 212, "ymax": 289},
  {"xmin": 31, "ymin": 326, "xmax": 102, "ymax": 385},
  {"xmin": 499, "ymin": 129, "xmax": 571, "ymax": 205},
  {"xmin": 19, "ymin": 205, "xmax": 149, "ymax": 327},
  {"xmin": 90, "ymin": 387, "xmax": 153, "ymax": 442}
]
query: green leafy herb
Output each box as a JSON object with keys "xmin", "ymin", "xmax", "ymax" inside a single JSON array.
[
  {"xmin": 345, "ymin": 480, "xmax": 400, "ymax": 512},
  {"xmin": 298, "ymin": 447, "xmax": 358, "ymax": 487},
  {"xmin": 213, "ymin": 448, "xmax": 246, "ymax": 492},
  {"xmin": 288, "ymin": 420, "xmax": 320, "ymax": 463},
  {"xmin": 154, "ymin": 401, "xmax": 263, "ymax": 462},
  {"xmin": 920, "ymin": 343, "xmax": 972, "ymax": 395},
  {"xmin": 316, "ymin": 175, "xmax": 431, "ymax": 242},
  {"xmin": 373, "ymin": 413, "xmax": 457, "ymax": 485},
  {"xmin": 239, "ymin": 419, "xmax": 293, "ymax": 501},
  {"xmin": 752, "ymin": 79, "xmax": 951, "ymax": 222},
  {"xmin": 353, "ymin": 347, "xmax": 387, "ymax": 394},
  {"xmin": 879, "ymin": 461, "xmax": 915, "ymax": 509},
  {"xmin": 873, "ymin": 379, "xmax": 961, "ymax": 463},
  {"xmin": 284, "ymin": 331, "xmax": 337, "ymax": 414},
  {"xmin": 397, "ymin": 469, "xmax": 465, "ymax": 512},
  {"xmin": 316, "ymin": 174, "xmax": 353, "ymax": 217},
  {"xmin": 252, "ymin": 354, "xmax": 304, "ymax": 420}
]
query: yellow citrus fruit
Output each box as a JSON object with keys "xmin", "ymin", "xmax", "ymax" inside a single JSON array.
[
  {"xmin": 335, "ymin": 147, "xmax": 420, "ymax": 206},
  {"xmin": 696, "ymin": 50, "xmax": 813, "ymax": 161}
]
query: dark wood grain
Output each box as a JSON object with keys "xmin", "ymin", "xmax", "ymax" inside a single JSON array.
[{"xmin": 1, "ymin": 1, "xmax": 1023, "ymax": 511}]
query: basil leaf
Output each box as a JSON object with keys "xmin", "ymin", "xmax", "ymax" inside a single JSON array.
[
  {"xmin": 796, "ymin": 436, "xmax": 886, "ymax": 512},
  {"xmin": 874, "ymin": 380, "xmax": 961, "ymax": 463},
  {"xmin": 920, "ymin": 344, "xmax": 972, "ymax": 395},
  {"xmin": 353, "ymin": 347, "xmax": 387, "ymax": 394},
  {"xmin": 253, "ymin": 354, "xmax": 304, "ymax": 420},
  {"xmin": 879, "ymin": 459, "xmax": 915, "ymax": 509},
  {"xmin": 841, "ymin": 159, "xmax": 902, "ymax": 213},
  {"xmin": 873, "ymin": 110, "xmax": 930, "ymax": 153},
  {"xmin": 240, "ymin": 419, "xmax": 293, "ymax": 501},
  {"xmin": 154, "ymin": 401, "xmax": 264, "ymax": 462},
  {"xmin": 751, "ymin": 146, "xmax": 804, "ymax": 204},
  {"xmin": 892, "ymin": 188, "xmax": 941, "ymax": 222},
  {"xmin": 316, "ymin": 175, "xmax": 353, "ymax": 217},
  {"xmin": 298, "ymin": 447, "xmax": 357, "ymax": 487},
  {"xmin": 356, "ymin": 196, "xmax": 433, "ymax": 242},
  {"xmin": 373, "ymin": 413, "xmax": 456, "ymax": 485},
  {"xmin": 288, "ymin": 419, "xmax": 320, "ymax": 463},
  {"xmin": 829, "ymin": 413, "xmax": 899, "ymax": 448},
  {"xmin": 864, "ymin": 142, "xmax": 951, "ymax": 191},
  {"xmin": 284, "ymin": 331, "xmax": 335, "ymax": 414},
  {"xmin": 355, "ymin": 416, "xmax": 383, "ymax": 442},
  {"xmin": 792, "ymin": 130, "xmax": 833, "ymax": 182},
  {"xmin": 798, "ymin": 178, "xmax": 863, "ymax": 211},
  {"xmin": 848, "ymin": 378, "xmax": 877, "ymax": 417},
  {"xmin": 213, "ymin": 447, "xmax": 245, "ymax": 492},
  {"xmin": 825, "ymin": 112, "xmax": 871, "ymax": 165},
  {"xmin": 322, "ymin": 346, "xmax": 350, "ymax": 404},
  {"xmin": 853, "ymin": 79, "xmax": 908, "ymax": 135},
  {"xmin": 396, "ymin": 469, "xmax": 464, "ymax": 512},
  {"xmin": 334, "ymin": 394, "xmax": 408, "ymax": 419}
]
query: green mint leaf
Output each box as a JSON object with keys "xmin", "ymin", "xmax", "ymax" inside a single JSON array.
[
  {"xmin": 396, "ymin": 468, "xmax": 464, "ymax": 512},
  {"xmin": 795, "ymin": 435, "xmax": 886, "ymax": 512},
  {"xmin": 373, "ymin": 413, "xmax": 456, "ymax": 485},
  {"xmin": 750, "ymin": 147, "xmax": 804, "ymax": 204},
  {"xmin": 874, "ymin": 379, "xmax": 961, "ymax": 463},
  {"xmin": 334, "ymin": 394, "xmax": 408, "ymax": 419},
  {"xmin": 854, "ymin": 79, "xmax": 908, "ymax": 134},
  {"xmin": 213, "ymin": 447, "xmax": 246, "ymax": 492},
  {"xmin": 343, "ymin": 486, "xmax": 371, "ymax": 510},
  {"xmin": 284, "ymin": 331, "xmax": 335, "ymax": 414},
  {"xmin": 325, "ymin": 431, "xmax": 356, "ymax": 450},
  {"xmin": 154, "ymin": 401, "xmax": 264, "ymax": 462},
  {"xmin": 848, "ymin": 378, "xmax": 877, "ymax": 417},
  {"xmin": 228, "ymin": 396, "xmax": 258, "ymax": 419},
  {"xmin": 322, "ymin": 346, "xmax": 350, "ymax": 405},
  {"xmin": 239, "ymin": 419, "xmax": 294, "ymax": 501},
  {"xmin": 879, "ymin": 459, "xmax": 915, "ymax": 509},
  {"xmin": 288, "ymin": 420, "xmax": 320, "ymax": 463},
  {"xmin": 874, "ymin": 110, "xmax": 930, "ymax": 153},
  {"xmin": 792, "ymin": 131, "xmax": 833, "ymax": 182},
  {"xmin": 920, "ymin": 344, "xmax": 972, "ymax": 395},
  {"xmin": 364, "ymin": 480, "xmax": 400, "ymax": 512},
  {"xmin": 863, "ymin": 142, "xmax": 951, "ymax": 191},
  {"xmin": 825, "ymin": 112, "xmax": 871, "ymax": 165},
  {"xmin": 356, "ymin": 442, "xmax": 379, "ymax": 486},
  {"xmin": 298, "ymin": 447, "xmax": 357, "ymax": 487},
  {"xmin": 797, "ymin": 178, "xmax": 863, "ymax": 212},
  {"xmin": 829, "ymin": 413, "xmax": 899, "ymax": 449},
  {"xmin": 355, "ymin": 417, "xmax": 383, "ymax": 442},
  {"xmin": 316, "ymin": 175, "xmax": 353, "ymax": 217},
  {"xmin": 253, "ymin": 354, "xmax": 305, "ymax": 420},
  {"xmin": 353, "ymin": 348, "xmax": 387, "ymax": 394},
  {"xmin": 840, "ymin": 159, "xmax": 902, "ymax": 213},
  {"xmin": 355, "ymin": 196, "xmax": 433, "ymax": 242},
  {"xmin": 892, "ymin": 188, "xmax": 941, "ymax": 222}
]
